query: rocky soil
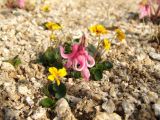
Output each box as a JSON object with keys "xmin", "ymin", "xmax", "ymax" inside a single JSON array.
[{"xmin": 0, "ymin": 0, "xmax": 160, "ymax": 120}]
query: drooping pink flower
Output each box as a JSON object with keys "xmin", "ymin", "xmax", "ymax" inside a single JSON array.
[
  {"xmin": 60, "ymin": 35, "xmax": 95, "ymax": 80},
  {"xmin": 17, "ymin": 0, "xmax": 25, "ymax": 8},
  {"xmin": 139, "ymin": 3, "xmax": 152, "ymax": 18},
  {"xmin": 156, "ymin": 0, "xmax": 160, "ymax": 5}
]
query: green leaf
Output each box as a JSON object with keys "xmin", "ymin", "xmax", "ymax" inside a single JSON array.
[
  {"xmin": 73, "ymin": 38, "xmax": 80, "ymax": 43},
  {"xmin": 70, "ymin": 71, "xmax": 81, "ymax": 79},
  {"xmin": 102, "ymin": 61, "xmax": 113, "ymax": 70},
  {"xmin": 96, "ymin": 63, "xmax": 104, "ymax": 70},
  {"xmin": 90, "ymin": 61, "xmax": 113, "ymax": 81},
  {"xmin": 38, "ymin": 47, "xmax": 63, "ymax": 68},
  {"xmin": 94, "ymin": 69, "xmax": 103, "ymax": 80},
  {"xmin": 87, "ymin": 43, "xmax": 97, "ymax": 57},
  {"xmin": 39, "ymin": 97, "xmax": 56, "ymax": 108},
  {"xmin": 90, "ymin": 68, "xmax": 103, "ymax": 80},
  {"xmin": 48, "ymin": 83, "xmax": 66, "ymax": 99},
  {"xmin": 42, "ymin": 85, "xmax": 50, "ymax": 97},
  {"xmin": 5, "ymin": 55, "xmax": 21, "ymax": 68},
  {"xmin": 64, "ymin": 42, "xmax": 72, "ymax": 54}
]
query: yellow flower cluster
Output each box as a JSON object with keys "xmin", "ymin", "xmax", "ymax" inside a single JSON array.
[
  {"xmin": 41, "ymin": 5, "xmax": 50, "ymax": 12},
  {"xmin": 103, "ymin": 39, "xmax": 111, "ymax": 51},
  {"xmin": 89, "ymin": 24, "xmax": 126, "ymax": 53},
  {"xmin": 45, "ymin": 22, "xmax": 62, "ymax": 31},
  {"xmin": 89, "ymin": 24, "xmax": 108, "ymax": 35},
  {"xmin": 140, "ymin": 0, "xmax": 148, "ymax": 5},
  {"xmin": 48, "ymin": 67, "xmax": 67, "ymax": 86},
  {"xmin": 50, "ymin": 33, "xmax": 56, "ymax": 40},
  {"xmin": 115, "ymin": 29, "xmax": 125, "ymax": 42}
]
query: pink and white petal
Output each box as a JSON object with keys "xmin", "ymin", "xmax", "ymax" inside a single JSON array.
[
  {"xmin": 86, "ymin": 55, "xmax": 95, "ymax": 68},
  {"xmin": 74, "ymin": 55, "xmax": 86, "ymax": 71},
  {"xmin": 139, "ymin": 4, "xmax": 151, "ymax": 18},
  {"xmin": 17, "ymin": 0, "xmax": 25, "ymax": 8},
  {"xmin": 60, "ymin": 44, "xmax": 79, "ymax": 59},
  {"xmin": 81, "ymin": 66, "xmax": 90, "ymax": 80}
]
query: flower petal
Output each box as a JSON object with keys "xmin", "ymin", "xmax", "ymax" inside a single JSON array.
[
  {"xmin": 55, "ymin": 78, "xmax": 60, "ymax": 86},
  {"xmin": 18, "ymin": 0, "xmax": 25, "ymax": 8},
  {"xmin": 60, "ymin": 44, "xmax": 79, "ymax": 59},
  {"xmin": 81, "ymin": 66, "xmax": 90, "ymax": 80},
  {"xmin": 49, "ymin": 67, "xmax": 58, "ymax": 74},
  {"xmin": 73, "ymin": 55, "xmax": 86, "ymax": 71},
  {"xmin": 48, "ymin": 75, "xmax": 55, "ymax": 81},
  {"xmin": 139, "ymin": 4, "xmax": 151, "ymax": 18},
  {"xmin": 58, "ymin": 68, "xmax": 67, "ymax": 77},
  {"xmin": 85, "ymin": 52, "xmax": 95, "ymax": 67}
]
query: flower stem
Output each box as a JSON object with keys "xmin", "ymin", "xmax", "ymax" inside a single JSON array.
[
  {"xmin": 94, "ymin": 35, "xmax": 101, "ymax": 59},
  {"xmin": 155, "ymin": 5, "xmax": 160, "ymax": 18}
]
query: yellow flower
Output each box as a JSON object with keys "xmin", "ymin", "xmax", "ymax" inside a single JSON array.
[
  {"xmin": 50, "ymin": 33, "xmax": 56, "ymax": 40},
  {"xmin": 41, "ymin": 5, "xmax": 50, "ymax": 12},
  {"xmin": 103, "ymin": 39, "xmax": 111, "ymax": 51},
  {"xmin": 48, "ymin": 67, "xmax": 67, "ymax": 86},
  {"xmin": 89, "ymin": 24, "xmax": 108, "ymax": 35},
  {"xmin": 115, "ymin": 29, "xmax": 125, "ymax": 42},
  {"xmin": 140, "ymin": 0, "xmax": 148, "ymax": 5},
  {"xmin": 45, "ymin": 22, "xmax": 62, "ymax": 31}
]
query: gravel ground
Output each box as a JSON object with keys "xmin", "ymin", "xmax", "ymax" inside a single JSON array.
[{"xmin": 0, "ymin": 0, "xmax": 160, "ymax": 120}]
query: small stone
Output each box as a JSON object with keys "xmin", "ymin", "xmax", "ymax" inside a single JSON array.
[
  {"xmin": 143, "ymin": 91, "xmax": 159, "ymax": 104},
  {"xmin": 31, "ymin": 107, "xmax": 48, "ymax": 120},
  {"xmin": 18, "ymin": 85, "xmax": 31, "ymax": 96},
  {"xmin": 147, "ymin": 91, "xmax": 158, "ymax": 103},
  {"xmin": 55, "ymin": 98, "xmax": 77, "ymax": 120},
  {"xmin": 153, "ymin": 99, "xmax": 160, "ymax": 118},
  {"xmin": 1, "ymin": 62, "xmax": 15, "ymax": 71},
  {"xmin": 3, "ymin": 81, "xmax": 20, "ymax": 100},
  {"xmin": 26, "ymin": 97, "xmax": 34, "ymax": 106},
  {"xmin": 102, "ymin": 100, "xmax": 115, "ymax": 113},
  {"xmin": 4, "ymin": 108, "xmax": 20, "ymax": 120},
  {"xmin": 109, "ymin": 87, "xmax": 117, "ymax": 98},
  {"xmin": 95, "ymin": 106, "xmax": 102, "ymax": 112},
  {"xmin": 2, "ymin": 48, "xmax": 9, "ymax": 57},
  {"xmin": 149, "ymin": 52, "xmax": 160, "ymax": 61},
  {"xmin": 26, "ymin": 117, "xmax": 32, "ymax": 120},
  {"xmin": 66, "ymin": 95, "xmax": 82, "ymax": 104},
  {"xmin": 93, "ymin": 112, "xmax": 121, "ymax": 120},
  {"xmin": 153, "ymin": 71, "xmax": 160, "ymax": 79},
  {"xmin": 30, "ymin": 77, "xmax": 42, "ymax": 89},
  {"xmin": 122, "ymin": 100, "xmax": 135, "ymax": 120},
  {"xmin": 67, "ymin": 78, "xmax": 74, "ymax": 85},
  {"xmin": 91, "ymin": 93, "xmax": 102, "ymax": 101}
]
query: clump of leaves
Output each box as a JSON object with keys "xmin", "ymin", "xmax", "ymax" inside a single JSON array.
[
  {"xmin": 38, "ymin": 47, "xmax": 63, "ymax": 69},
  {"xmin": 69, "ymin": 71, "xmax": 81, "ymax": 79},
  {"xmin": 5, "ymin": 55, "xmax": 21, "ymax": 68},
  {"xmin": 39, "ymin": 83, "xmax": 66, "ymax": 108},
  {"xmin": 39, "ymin": 97, "xmax": 56, "ymax": 108},
  {"xmin": 90, "ymin": 61, "xmax": 113, "ymax": 80}
]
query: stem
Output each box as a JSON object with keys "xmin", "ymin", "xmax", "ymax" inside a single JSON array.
[
  {"xmin": 155, "ymin": 5, "xmax": 160, "ymax": 18},
  {"xmin": 148, "ymin": 0, "xmax": 155, "ymax": 16},
  {"xmin": 94, "ymin": 35, "xmax": 101, "ymax": 59},
  {"xmin": 60, "ymin": 29, "xmax": 66, "ymax": 44},
  {"xmin": 96, "ymin": 49, "xmax": 106, "ymax": 62}
]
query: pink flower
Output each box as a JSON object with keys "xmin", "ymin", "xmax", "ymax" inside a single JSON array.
[
  {"xmin": 60, "ymin": 35, "xmax": 95, "ymax": 80},
  {"xmin": 17, "ymin": 0, "xmax": 25, "ymax": 8},
  {"xmin": 156, "ymin": 0, "xmax": 160, "ymax": 4},
  {"xmin": 139, "ymin": 3, "xmax": 151, "ymax": 18}
]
